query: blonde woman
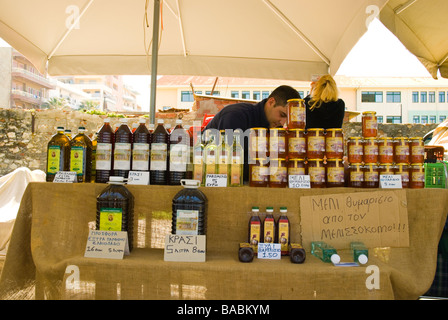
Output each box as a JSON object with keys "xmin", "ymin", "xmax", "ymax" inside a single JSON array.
[{"xmin": 305, "ymin": 75, "xmax": 345, "ymax": 129}]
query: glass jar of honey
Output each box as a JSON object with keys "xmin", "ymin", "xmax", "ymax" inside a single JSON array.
[
  {"xmin": 249, "ymin": 159, "xmax": 269, "ymax": 187},
  {"xmin": 395, "ymin": 163, "xmax": 410, "ymax": 188},
  {"xmin": 410, "ymin": 163, "xmax": 425, "ymax": 189},
  {"xmin": 306, "ymin": 129, "xmax": 325, "ymax": 160},
  {"xmin": 326, "ymin": 159, "xmax": 345, "ymax": 188},
  {"xmin": 307, "ymin": 159, "xmax": 326, "ymax": 188},
  {"xmin": 269, "ymin": 128, "xmax": 287, "ymax": 159},
  {"xmin": 409, "ymin": 137, "xmax": 425, "ymax": 164},
  {"xmin": 269, "ymin": 159, "xmax": 288, "ymax": 188},
  {"xmin": 363, "ymin": 163, "xmax": 379, "ymax": 188},
  {"xmin": 347, "ymin": 137, "xmax": 364, "ymax": 164},
  {"xmin": 348, "ymin": 163, "xmax": 364, "ymax": 188},
  {"xmin": 378, "ymin": 137, "xmax": 394, "ymax": 164},
  {"xmin": 362, "ymin": 111, "xmax": 378, "ymax": 137},
  {"xmin": 249, "ymin": 128, "xmax": 269, "ymax": 160},
  {"xmin": 394, "ymin": 137, "xmax": 410, "ymax": 164},
  {"xmin": 287, "ymin": 99, "xmax": 306, "ymax": 129},
  {"xmin": 325, "ymin": 129, "xmax": 344, "ymax": 159},
  {"xmin": 363, "ymin": 138, "xmax": 378, "ymax": 164},
  {"xmin": 288, "ymin": 159, "xmax": 306, "ymax": 176},
  {"xmin": 288, "ymin": 129, "xmax": 306, "ymax": 159}
]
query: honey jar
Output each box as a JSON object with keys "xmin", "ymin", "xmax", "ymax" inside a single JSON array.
[
  {"xmin": 288, "ymin": 129, "xmax": 306, "ymax": 159},
  {"xmin": 287, "ymin": 99, "xmax": 306, "ymax": 129},
  {"xmin": 363, "ymin": 163, "xmax": 379, "ymax": 188},
  {"xmin": 363, "ymin": 138, "xmax": 378, "ymax": 164},
  {"xmin": 394, "ymin": 137, "xmax": 410, "ymax": 164},
  {"xmin": 249, "ymin": 128, "xmax": 269, "ymax": 160},
  {"xmin": 378, "ymin": 137, "xmax": 394, "ymax": 164},
  {"xmin": 325, "ymin": 129, "xmax": 344, "ymax": 159},
  {"xmin": 326, "ymin": 158, "xmax": 345, "ymax": 188},
  {"xmin": 409, "ymin": 137, "xmax": 425, "ymax": 164},
  {"xmin": 288, "ymin": 159, "xmax": 306, "ymax": 176},
  {"xmin": 348, "ymin": 163, "xmax": 364, "ymax": 188},
  {"xmin": 269, "ymin": 158, "xmax": 288, "ymax": 188},
  {"xmin": 307, "ymin": 159, "xmax": 326, "ymax": 188},
  {"xmin": 306, "ymin": 129, "xmax": 325, "ymax": 160},
  {"xmin": 347, "ymin": 137, "xmax": 364, "ymax": 164},
  {"xmin": 409, "ymin": 163, "xmax": 425, "ymax": 189},
  {"xmin": 395, "ymin": 163, "xmax": 410, "ymax": 188},
  {"xmin": 362, "ymin": 111, "xmax": 378, "ymax": 137},
  {"xmin": 249, "ymin": 159, "xmax": 269, "ymax": 187},
  {"xmin": 269, "ymin": 128, "xmax": 287, "ymax": 159}
]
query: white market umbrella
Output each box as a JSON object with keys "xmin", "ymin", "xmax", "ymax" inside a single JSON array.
[
  {"xmin": 380, "ymin": 0, "xmax": 448, "ymax": 79},
  {"xmin": 0, "ymin": 0, "xmax": 388, "ymax": 121}
]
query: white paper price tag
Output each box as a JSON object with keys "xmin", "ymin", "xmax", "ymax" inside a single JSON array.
[
  {"xmin": 205, "ymin": 174, "xmax": 228, "ymax": 187},
  {"xmin": 53, "ymin": 171, "xmax": 77, "ymax": 183},
  {"xmin": 288, "ymin": 175, "xmax": 311, "ymax": 189},
  {"xmin": 84, "ymin": 230, "xmax": 129, "ymax": 259},
  {"xmin": 257, "ymin": 243, "xmax": 281, "ymax": 260},
  {"xmin": 164, "ymin": 234, "xmax": 206, "ymax": 262},
  {"xmin": 127, "ymin": 171, "xmax": 150, "ymax": 185},
  {"xmin": 380, "ymin": 174, "xmax": 402, "ymax": 189}
]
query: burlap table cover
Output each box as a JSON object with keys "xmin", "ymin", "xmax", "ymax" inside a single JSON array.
[{"xmin": 0, "ymin": 182, "xmax": 447, "ymax": 300}]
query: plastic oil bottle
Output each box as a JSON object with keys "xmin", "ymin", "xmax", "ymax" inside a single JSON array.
[
  {"xmin": 248, "ymin": 206, "xmax": 262, "ymax": 253},
  {"xmin": 311, "ymin": 241, "xmax": 341, "ymax": 263},
  {"xmin": 96, "ymin": 176, "xmax": 134, "ymax": 251},
  {"xmin": 132, "ymin": 118, "xmax": 150, "ymax": 172},
  {"xmin": 263, "ymin": 206, "xmax": 276, "ymax": 243},
  {"xmin": 351, "ymin": 241, "xmax": 369, "ymax": 264},
  {"xmin": 150, "ymin": 119, "xmax": 169, "ymax": 185},
  {"xmin": 230, "ymin": 129, "xmax": 244, "ymax": 187},
  {"xmin": 192, "ymin": 128, "xmax": 205, "ymax": 185},
  {"xmin": 172, "ymin": 179, "xmax": 207, "ymax": 235},
  {"xmin": 113, "ymin": 118, "xmax": 133, "ymax": 179},
  {"xmin": 277, "ymin": 207, "xmax": 290, "ymax": 255},
  {"xmin": 69, "ymin": 126, "xmax": 93, "ymax": 183},
  {"xmin": 95, "ymin": 118, "xmax": 115, "ymax": 183},
  {"xmin": 169, "ymin": 119, "xmax": 190, "ymax": 185},
  {"xmin": 46, "ymin": 126, "xmax": 71, "ymax": 182}
]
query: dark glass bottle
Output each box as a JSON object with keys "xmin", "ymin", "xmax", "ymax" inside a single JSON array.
[
  {"xmin": 150, "ymin": 119, "xmax": 169, "ymax": 185},
  {"xmin": 69, "ymin": 126, "xmax": 93, "ymax": 183},
  {"xmin": 276, "ymin": 207, "xmax": 290, "ymax": 256},
  {"xmin": 113, "ymin": 118, "xmax": 132, "ymax": 179},
  {"xmin": 95, "ymin": 118, "xmax": 115, "ymax": 183},
  {"xmin": 132, "ymin": 118, "xmax": 150, "ymax": 171},
  {"xmin": 172, "ymin": 179, "xmax": 207, "ymax": 235},
  {"xmin": 96, "ymin": 176, "xmax": 134, "ymax": 251},
  {"xmin": 46, "ymin": 126, "xmax": 70, "ymax": 182},
  {"xmin": 169, "ymin": 119, "xmax": 190, "ymax": 185}
]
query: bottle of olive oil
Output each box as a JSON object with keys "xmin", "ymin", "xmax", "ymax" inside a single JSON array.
[
  {"xmin": 217, "ymin": 130, "xmax": 230, "ymax": 179},
  {"xmin": 46, "ymin": 126, "xmax": 70, "ymax": 182},
  {"xmin": 69, "ymin": 126, "xmax": 93, "ymax": 183},
  {"xmin": 203, "ymin": 129, "xmax": 219, "ymax": 180},
  {"xmin": 192, "ymin": 128, "xmax": 205, "ymax": 185},
  {"xmin": 230, "ymin": 129, "xmax": 244, "ymax": 187}
]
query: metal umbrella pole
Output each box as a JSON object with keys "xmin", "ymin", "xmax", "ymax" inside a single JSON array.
[{"xmin": 149, "ymin": 0, "xmax": 160, "ymax": 124}]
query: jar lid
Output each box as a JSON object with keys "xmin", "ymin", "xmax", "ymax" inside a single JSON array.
[
  {"xmin": 270, "ymin": 128, "xmax": 286, "ymax": 131},
  {"xmin": 362, "ymin": 111, "xmax": 377, "ymax": 115},
  {"xmin": 396, "ymin": 163, "xmax": 409, "ymax": 165},
  {"xmin": 307, "ymin": 128, "xmax": 324, "ymax": 131},
  {"xmin": 409, "ymin": 137, "xmax": 423, "ymax": 140},
  {"xmin": 307, "ymin": 159, "xmax": 324, "ymax": 161},
  {"xmin": 290, "ymin": 158, "xmax": 305, "ymax": 161},
  {"xmin": 288, "ymin": 128, "xmax": 305, "ymax": 131},
  {"xmin": 379, "ymin": 137, "xmax": 393, "ymax": 139},
  {"xmin": 326, "ymin": 128, "xmax": 342, "ymax": 131},
  {"xmin": 180, "ymin": 179, "xmax": 201, "ymax": 189},
  {"xmin": 348, "ymin": 136, "xmax": 362, "ymax": 139},
  {"xmin": 251, "ymin": 127, "xmax": 267, "ymax": 130},
  {"xmin": 287, "ymin": 98, "xmax": 304, "ymax": 102}
]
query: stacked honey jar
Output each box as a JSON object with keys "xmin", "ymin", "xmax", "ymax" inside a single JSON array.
[
  {"xmin": 346, "ymin": 111, "xmax": 425, "ymax": 188},
  {"xmin": 248, "ymin": 99, "xmax": 345, "ymax": 188}
]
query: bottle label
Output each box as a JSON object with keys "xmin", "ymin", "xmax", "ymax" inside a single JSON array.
[
  {"xmin": 170, "ymin": 144, "xmax": 188, "ymax": 172},
  {"xmin": 99, "ymin": 208, "xmax": 123, "ymax": 231},
  {"xmin": 175, "ymin": 209, "xmax": 199, "ymax": 235},
  {"xmin": 278, "ymin": 221, "xmax": 289, "ymax": 253},
  {"xmin": 264, "ymin": 218, "xmax": 275, "ymax": 243},
  {"xmin": 96, "ymin": 143, "xmax": 112, "ymax": 170},
  {"xmin": 132, "ymin": 143, "xmax": 150, "ymax": 171},
  {"xmin": 150, "ymin": 143, "xmax": 168, "ymax": 171},
  {"xmin": 230, "ymin": 164, "xmax": 242, "ymax": 185},
  {"xmin": 114, "ymin": 143, "xmax": 132, "ymax": 170},
  {"xmin": 249, "ymin": 222, "xmax": 261, "ymax": 252},
  {"xmin": 70, "ymin": 146, "xmax": 85, "ymax": 175},
  {"xmin": 47, "ymin": 145, "xmax": 61, "ymax": 174}
]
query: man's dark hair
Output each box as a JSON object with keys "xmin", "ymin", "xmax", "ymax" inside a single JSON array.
[{"xmin": 268, "ymin": 85, "xmax": 301, "ymax": 107}]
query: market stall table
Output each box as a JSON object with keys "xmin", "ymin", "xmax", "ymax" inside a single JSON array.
[{"xmin": 0, "ymin": 182, "xmax": 447, "ymax": 300}]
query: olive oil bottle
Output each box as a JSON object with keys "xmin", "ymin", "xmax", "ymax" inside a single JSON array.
[
  {"xmin": 230, "ymin": 129, "xmax": 244, "ymax": 187},
  {"xmin": 46, "ymin": 126, "xmax": 70, "ymax": 182},
  {"xmin": 69, "ymin": 126, "xmax": 93, "ymax": 182}
]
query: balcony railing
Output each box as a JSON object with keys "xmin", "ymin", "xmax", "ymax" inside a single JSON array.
[
  {"xmin": 11, "ymin": 89, "xmax": 44, "ymax": 105},
  {"xmin": 11, "ymin": 67, "xmax": 55, "ymax": 89}
]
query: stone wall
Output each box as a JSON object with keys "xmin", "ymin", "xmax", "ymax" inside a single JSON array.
[{"xmin": 0, "ymin": 108, "xmax": 439, "ymax": 177}]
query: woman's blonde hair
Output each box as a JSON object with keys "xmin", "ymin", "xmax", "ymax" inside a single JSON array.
[{"xmin": 309, "ymin": 74, "xmax": 339, "ymax": 111}]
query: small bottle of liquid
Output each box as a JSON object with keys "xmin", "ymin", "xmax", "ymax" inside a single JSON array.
[
  {"xmin": 217, "ymin": 130, "xmax": 231, "ymax": 178},
  {"xmin": 311, "ymin": 241, "xmax": 341, "ymax": 263},
  {"xmin": 351, "ymin": 241, "xmax": 369, "ymax": 264},
  {"xmin": 277, "ymin": 207, "xmax": 290, "ymax": 255},
  {"xmin": 192, "ymin": 128, "xmax": 205, "ymax": 185},
  {"xmin": 248, "ymin": 206, "xmax": 262, "ymax": 253},
  {"xmin": 263, "ymin": 207, "xmax": 276, "ymax": 243},
  {"xmin": 230, "ymin": 129, "xmax": 244, "ymax": 187},
  {"xmin": 46, "ymin": 126, "xmax": 70, "ymax": 182},
  {"xmin": 203, "ymin": 129, "xmax": 219, "ymax": 179},
  {"xmin": 69, "ymin": 126, "xmax": 93, "ymax": 183}
]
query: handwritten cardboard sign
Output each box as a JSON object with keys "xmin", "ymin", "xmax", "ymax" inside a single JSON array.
[
  {"xmin": 84, "ymin": 230, "xmax": 129, "ymax": 259},
  {"xmin": 127, "ymin": 171, "xmax": 150, "ymax": 185},
  {"xmin": 257, "ymin": 243, "xmax": 281, "ymax": 260},
  {"xmin": 289, "ymin": 175, "xmax": 311, "ymax": 189},
  {"xmin": 164, "ymin": 234, "xmax": 206, "ymax": 262},
  {"xmin": 300, "ymin": 190, "xmax": 409, "ymax": 249}
]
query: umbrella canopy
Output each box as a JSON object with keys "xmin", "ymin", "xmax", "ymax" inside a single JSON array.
[
  {"xmin": 380, "ymin": 0, "xmax": 448, "ymax": 79},
  {"xmin": 0, "ymin": 0, "xmax": 387, "ymax": 80}
]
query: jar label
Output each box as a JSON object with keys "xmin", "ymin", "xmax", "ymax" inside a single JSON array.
[
  {"xmin": 96, "ymin": 143, "xmax": 112, "ymax": 170},
  {"xmin": 132, "ymin": 143, "xmax": 150, "ymax": 171},
  {"xmin": 289, "ymin": 137, "xmax": 306, "ymax": 153},
  {"xmin": 114, "ymin": 143, "xmax": 132, "ymax": 170},
  {"xmin": 327, "ymin": 167, "xmax": 344, "ymax": 183},
  {"xmin": 288, "ymin": 167, "xmax": 305, "ymax": 175},
  {"xmin": 70, "ymin": 146, "xmax": 85, "ymax": 175},
  {"xmin": 270, "ymin": 167, "xmax": 287, "ymax": 182},
  {"xmin": 308, "ymin": 136, "xmax": 325, "ymax": 152},
  {"xmin": 365, "ymin": 172, "xmax": 379, "ymax": 182},
  {"xmin": 326, "ymin": 137, "xmax": 343, "ymax": 153},
  {"xmin": 379, "ymin": 145, "xmax": 393, "ymax": 155},
  {"xmin": 412, "ymin": 172, "xmax": 425, "ymax": 182},
  {"xmin": 395, "ymin": 145, "xmax": 409, "ymax": 156},
  {"xmin": 365, "ymin": 119, "xmax": 378, "ymax": 130},
  {"xmin": 411, "ymin": 146, "xmax": 425, "ymax": 155},
  {"xmin": 175, "ymin": 209, "xmax": 199, "ymax": 235},
  {"xmin": 309, "ymin": 167, "xmax": 325, "ymax": 182},
  {"xmin": 290, "ymin": 106, "xmax": 305, "ymax": 122},
  {"xmin": 364, "ymin": 145, "xmax": 378, "ymax": 155},
  {"xmin": 47, "ymin": 145, "xmax": 61, "ymax": 173},
  {"xmin": 251, "ymin": 166, "xmax": 268, "ymax": 182},
  {"xmin": 350, "ymin": 171, "xmax": 364, "ymax": 182},
  {"xmin": 349, "ymin": 144, "xmax": 363, "ymax": 155},
  {"xmin": 270, "ymin": 136, "xmax": 286, "ymax": 154},
  {"xmin": 99, "ymin": 208, "xmax": 122, "ymax": 231}
]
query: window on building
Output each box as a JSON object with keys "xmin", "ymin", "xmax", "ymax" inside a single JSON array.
[
  {"xmin": 413, "ymin": 116, "xmax": 420, "ymax": 124},
  {"xmin": 362, "ymin": 91, "xmax": 383, "ymax": 103},
  {"xmin": 205, "ymin": 91, "xmax": 220, "ymax": 96},
  {"xmin": 421, "ymin": 92, "xmax": 427, "ymax": 103},
  {"xmin": 440, "ymin": 116, "xmax": 447, "ymax": 123},
  {"xmin": 386, "ymin": 91, "xmax": 401, "ymax": 103},
  {"xmin": 429, "ymin": 115, "xmax": 437, "ymax": 123},
  {"xmin": 429, "ymin": 91, "xmax": 436, "ymax": 103},
  {"xmin": 377, "ymin": 116, "xmax": 383, "ymax": 124},
  {"xmin": 242, "ymin": 91, "xmax": 250, "ymax": 99},
  {"xmin": 412, "ymin": 91, "xmax": 419, "ymax": 103},
  {"xmin": 262, "ymin": 91, "xmax": 270, "ymax": 99},
  {"xmin": 181, "ymin": 91, "xmax": 194, "ymax": 102},
  {"xmin": 439, "ymin": 92, "xmax": 446, "ymax": 103},
  {"xmin": 253, "ymin": 91, "xmax": 261, "ymax": 100},
  {"xmin": 421, "ymin": 115, "xmax": 428, "ymax": 124},
  {"xmin": 231, "ymin": 91, "xmax": 239, "ymax": 99},
  {"xmin": 386, "ymin": 116, "xmax": 401, "ymax": 124}
]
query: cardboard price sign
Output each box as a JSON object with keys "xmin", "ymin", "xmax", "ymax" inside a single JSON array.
[{"xmin": 300, "ymin": 190, "xmax": 409, "ymax": 249}]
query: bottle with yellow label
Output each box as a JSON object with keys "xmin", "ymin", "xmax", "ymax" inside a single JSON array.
[
  {"xmin": 46, "ymin": 126, "xmax": 70, "ymax": 182},
  {"xmin": 276, "ymin": 207, "xmax": 290, "ymax": 255},
  {"xmin": 263, "ymin": 207, "xmax": 276, "ymax": 243},
  {"xmin": 217, "ymin": 130, "xmax": 230, "ymax": 177},
  {"xmin": 70, "ymin": 126, "xmax": 93, "ymax": 183},
  {"xmin": 248, "ymin": 206, "xmax": 262, "ymax": 253}
]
